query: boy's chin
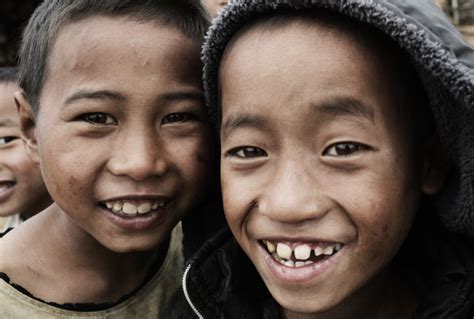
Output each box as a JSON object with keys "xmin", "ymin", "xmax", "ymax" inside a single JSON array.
[
  {"xmin": 94, "ymin": 229, "xmax": 173, "ymax": 254},
  {"xmin": 269, "ymin": 285, "xmax": 342, "ymax": 316}
]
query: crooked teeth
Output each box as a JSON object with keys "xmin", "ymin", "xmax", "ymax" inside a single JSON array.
[
  {"xmin": 314, "ymin": 247, "xmax": 323, "ymax": 256},
  {"xmin": 276, "ymin": 243, "xmax": 292, "ymax": 259},
  {"xmin": 265, "ymin": 240, "xmax": 343, "ymax": 265},
  {"xmin": 294, "ymin": 244, "xmax": 311, "ymax": 260},
  {"xmin": 323, "ymin": 246, "xmax": 334, "ymax": 256},
  {"xmin": 263, "ymin": 241, "xmax": 276, "ymax": 253}
]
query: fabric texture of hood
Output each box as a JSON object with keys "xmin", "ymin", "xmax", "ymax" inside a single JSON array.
[{"xmin": 202, "ymin": 0, "xmax": 474, "ymax": 238}]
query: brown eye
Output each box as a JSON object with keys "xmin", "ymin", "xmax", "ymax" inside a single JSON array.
[
  {"xmin": 0, "ymin": 136, "xmax": 18, "ymax": 145},
  {"xmin": 324, "ymin": 142, "xmax": 369, "ymax": 156},
  {"xmin": 82, "ymin": 113, "xmax": 116, "ymax": 125},
  {"xmin": 162, "ymin": 113, "xmax": 193, "ymax": 124},
  {"xmin": 228, "ymin": 146, "xmax": 267, "ymax": 159}
]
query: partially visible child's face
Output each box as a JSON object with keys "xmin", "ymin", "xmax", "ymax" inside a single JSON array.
[
  {"xmin": 220, "ymin": 21, "xmax": 434, "ymax": 315},
  {"xmin": 0, "ymin": 82, "xmax": 49, "ymax": 218},
  {"xmin": 18, "ymin": 16, "xmax": 213, "ymax": 252},
  {"xmin": 201, "ymin": 0, "xmax": 228, "ymax": 18}
]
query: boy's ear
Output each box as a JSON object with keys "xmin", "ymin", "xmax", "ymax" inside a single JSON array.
[
  {"xmin": 14, "ymin": 91, "xmax": 40, "ymax": 164},
  {"xmin": 421, "ymin": 137, "xmax": 450, "ymax": 195}
]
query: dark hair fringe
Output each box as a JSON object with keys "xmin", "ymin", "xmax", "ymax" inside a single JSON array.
[{"xmin": 18, "ymin": 0, "xmax": 209, "ymax": 113}]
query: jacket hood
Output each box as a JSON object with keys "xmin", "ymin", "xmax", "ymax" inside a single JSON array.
[{"xmin": 202, "ymin": 0, "xmax": 474, "ymax": 237}]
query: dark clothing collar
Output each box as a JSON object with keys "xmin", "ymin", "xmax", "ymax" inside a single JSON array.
[{"xmin": 181, "ymin": 224, "xmax": 474, "ymax": 319}]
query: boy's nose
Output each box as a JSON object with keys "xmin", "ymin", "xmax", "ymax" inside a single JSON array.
[
  {"xmin": 258, "ymin": 160, "xmax": 331, "ymax": 224},
  {"xmin": 107, "ymin": 129, "xmax": 167, "ymax": 181}
]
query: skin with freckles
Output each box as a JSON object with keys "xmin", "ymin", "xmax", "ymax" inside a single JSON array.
[
  {"xmin": 0, "ymin": 16, "xmax": 213, "ymax": 304},
  {"xmin": 0, "ymin": 82, "xmax": 51, "ymax": 219},
  {"xmin": 219, "ymin": 19, "xmax": 443, "ymax": 319}
]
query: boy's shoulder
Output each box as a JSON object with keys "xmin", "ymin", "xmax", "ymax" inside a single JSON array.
[
  {"xmin": 0, "ymin": 223, "xmax": 185, "ymax": 318},
  {"xmin": 0, "ymin": 217, "xmax": 49, "ymax": 296}
]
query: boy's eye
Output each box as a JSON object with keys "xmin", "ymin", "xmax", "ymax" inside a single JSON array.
[
  {"xmin": 227, "ymin": 146, "xmax": 267, "ymax": 159},
  {"xmin": 323, "ymin": 142, "xmax": 369, "ymax": 157},
  {"xmin": 162, "ymin": 113, "xmax": 194, "ymax": 124},
  {"xmin": 0, "ymin": 136, "xmax": 19, "ymax": 145},
  {"xmin": 81, "ymin": 113, "xmax": 117, "ymax": 125}
]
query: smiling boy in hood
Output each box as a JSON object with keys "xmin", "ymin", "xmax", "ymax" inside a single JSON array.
[{"xmin": 176, "ymin": 0, "xmax": 474, "ymax": 318}]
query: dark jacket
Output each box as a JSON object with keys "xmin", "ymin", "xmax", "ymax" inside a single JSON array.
[
  {"xmin": 178, "ymin": 215, "xmax": 474, "ymax": 318},
  {"xmin": 175, "ymin": 0, "xmax": 474, "ymax": 317}
]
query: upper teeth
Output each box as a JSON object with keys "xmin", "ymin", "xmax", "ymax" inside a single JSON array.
[
  {"xmin": 264, "ymin": 240, "xmax": 342, "ymax": 265},
  {"xmin": 104, "ymin": 200, "xmax": 165, "ymax": 216},
  {"xmin": 276, "ymin": 243, "xmax": 292, "ymax": 259}
]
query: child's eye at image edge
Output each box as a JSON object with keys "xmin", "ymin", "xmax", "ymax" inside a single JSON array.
[{"xmin": 0, "ymin": 136, "xmax": 20, "ymax": 145}]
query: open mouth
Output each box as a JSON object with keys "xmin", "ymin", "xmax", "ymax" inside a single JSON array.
[
  {"xmin": 261, "ymin": 240, "xmax": 343, "ymax": 268},
  {"xmin": 99, "ymin": 198, "xmax": 169, "ymax": 218},
  {"xmin": 0, "ymin": 181, "xmax": 15, "ymax": 193}
]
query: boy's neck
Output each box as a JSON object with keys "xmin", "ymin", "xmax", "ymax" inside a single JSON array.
[
  {"xmin": 1, "ymin": 204, "xmax": 169, "ymax": 304},
  {"xmin": 283, "ymin": 268, "xmax": 417, "ymax": 319}
]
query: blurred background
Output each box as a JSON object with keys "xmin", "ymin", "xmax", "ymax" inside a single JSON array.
[{"xmin": 0, "ymin": 0, "xmax": 473, "ymax": 67}]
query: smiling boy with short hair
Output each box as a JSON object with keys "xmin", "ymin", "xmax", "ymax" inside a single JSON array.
[
  {"xmin": 0, "ymin": 1, "xmax": 217, "ymax": 318},
  {"xmin": 0, "ymin": 67, "xmax": 51, "ymax": 232},
  {"xmin": 179, "ymin": 1, "xmax": 474, "ymax": 318}
]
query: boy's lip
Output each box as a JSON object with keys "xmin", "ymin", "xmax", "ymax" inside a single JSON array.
[
  {"xmin": 0, "ymin": 181, "xmax": 16, "ymax": 203},
  {"xmin": 258, "ymin": 241, "xmax": 343, "ymax": 285},
  {"xmin": 98, "ymin": 195, "xmax": 171, "ymax": 231}
]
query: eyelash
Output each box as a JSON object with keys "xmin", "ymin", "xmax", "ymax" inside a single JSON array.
[
  {"xmin": 323, "ymin": 142, "xmax": 370, "ymax": 157},
  {"xmin": 0, "ymin": 136, "xmax": 19, "ymax": 145},
  {"xmin": 162, "ymin": 112, "xmax": 197, "ymax": 124},
  {"xmin": 226, "ymin": 146, "xmax": 267, "ymax": 159},
  {"xmin": 80, "ymin": 113, "xmax": 117, "ymax": 125},
  {"xmin": 226, "ymin": 142, "xmax": 369, "ymax": 160}
]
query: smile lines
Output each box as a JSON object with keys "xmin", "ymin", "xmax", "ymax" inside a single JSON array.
[{"xmin": 262, "ymin": 240, "xmax": 343, "ymax": 268}]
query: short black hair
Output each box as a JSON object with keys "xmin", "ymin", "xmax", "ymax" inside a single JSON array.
[
  {"xmin": 18, "ymin": 0, "xmax": 209, "ymax": 113},
  {"xmin": 0, "ymin": 67, "xmax": 18, "ymax": 84}
]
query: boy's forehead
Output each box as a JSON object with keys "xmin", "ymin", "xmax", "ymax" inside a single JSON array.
[
  {"xmin": 49, "ymin": 15, "xmax": 197, "ymax": 68},
  {"xmin": 219, "ymin": 16, "xmax": 409, "ymax": 138},
  {"xmin": 41, "ymin": 15, "xmax": 202, "ymax": 105}
]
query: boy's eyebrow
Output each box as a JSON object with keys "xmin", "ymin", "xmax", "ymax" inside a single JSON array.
[
  {"xmin": 221, "ymin": 97, "xmax": 374, "ymax": 139},
  {"xmin": 64, "ymin": 90, "xmax": 126, "ymax": 106},
  {"xmin": 314, "ymin": 97, "xmax": 375, "ymax": 122},
  {"xmin": 0, "ymin": 119, "xmax": 17, "ymax": 127},
  {"xmin": 64, "ymin": 90, "xmax": 203, "ymax": 106},
  {"xmin": 221, "ymin": 113, "xmax": 269, "ymax": 139},
  {"xmin": 160, "ymin": 91, "xmax": 204, "ymax": 102}
]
